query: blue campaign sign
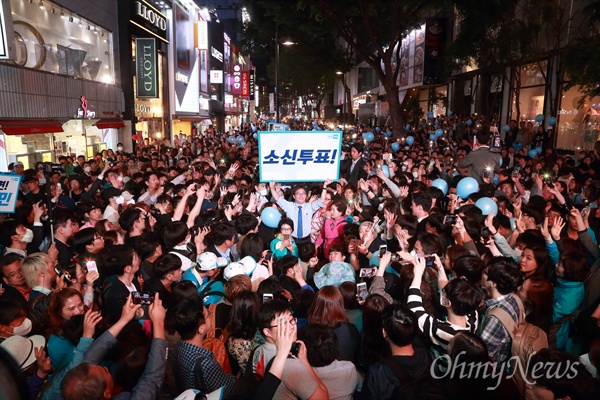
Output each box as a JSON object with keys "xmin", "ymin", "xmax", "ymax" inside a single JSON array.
[
  {"xmin": 0, "ymin": 173, "xmax": 22, "ymax": 213},
  {"xmin": 258, "ymin": 131, "xmax": 342, "ymax": 182}
]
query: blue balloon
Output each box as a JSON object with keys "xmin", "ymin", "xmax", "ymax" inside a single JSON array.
[
  {"xmin": 514, "ymin": 143, "xmax": 523, "ymax": 151},
  {"xmin": 427, "ymin": 111, "xmax": 434, "ymax": 119},
  {"xmin": 384, "ymin": 131, "xmax": 392, "ymax": 138},
  {"xmin": 381, "ymin": 164, "xmax": 390, "ymax": 178},
  {"xmin": 252, "ymin": 126, "xmax": 257, "ymax": 132},
  {"xmin": 435, "ymin": 128, "xmax": 444, "ymax": 137},
  {"xmin": 475, "ymin": 197, "xmax": 498, "ymax": 216},
  {"xmin": 236, "ymin": 135, "xmax": 245, "ymax": 144},
  {"xmin": 502, "ymin": 125, "xmax": 511, "ymax": 133},
  {"xmin": 548, "ymin": 117, "xmax": 557, "ymax": 126},
  {"xmin": 466, "ymin": 119, "xmax": 473, "ymax": 126},
  {"xmin": 364, "ymin": 132, "xmax": 374, "ymax": 142},
  {"xmin": 253, "ymin": 133, "xmax": 258, "ymax": 139},
  {"xmin": 405, "ymin": 124, "xmax": 411, "ymax": 131},
  {"xmin": 430, "ymin": 134, "xmax": 436, "ymax": 141},
  {"xmin": 391, "ymin": 142, "xmax": 400, "ymax": 152},
  {"xmin": 456, "ymin": 177, "xmax": 479, "ymax": 200},
  {"xmin": 261, "ymin": 206, "xmax": 281, "ymax": 228},
  {"xmin": 535, "ymin": 114, "xmax": 545, "ymax": 123},
  {"xmin": 499, "ymin": 157, "xmax": 503, "ymax": 167},
  {"xmin": 375, "ymin": 127, "xmax": 381, "ymax": 133},
  {"xmin": 528, "ymin": 149, "xmax": 538, "ymax": 159},
  {"xmin": 239, "ymin": 141, "xmax": 247, "ymax": 147},
  {"xmin": 227, "ymin": 135, "xmax": 236, "ymax": 144},
  {"xmin": 284, "ymin": 125, "xmax": 290, "ymax": 131},
  {"xmin": 406, "ymin": 136, "xmax": 414, "ymax": 145},
  {"xmin": 448, "ymin": 110, "xmax": 453, "ymax": 116},
  {"xmin": 431, "ymin": 179, "xmax": 448, "ymax": 195},
  {"xmin": 535, "ymin": 147, "xmax": 542, "ymax": 156}
]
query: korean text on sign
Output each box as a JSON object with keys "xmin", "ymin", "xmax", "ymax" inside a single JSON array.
[
  {"xmin": 259, "ymin": 131, "xmax": 342, "ymax": 182},
  {"xmin": 0, "ymin": 174, "xmax": 22, "ymax": 213}
]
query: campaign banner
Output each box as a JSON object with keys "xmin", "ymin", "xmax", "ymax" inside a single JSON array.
[
  {"xmin": 259, "ymin": 131, "xmax": 341, "ymax": 182},
  {"xmin": 0, "ymin": 173, "xmax": 21, "ymax": 213}
]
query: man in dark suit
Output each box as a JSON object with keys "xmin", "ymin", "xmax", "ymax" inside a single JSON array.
[
  {"xmin": 458, "ymin": 130, "xmax": 502, "ymax": 184},
  {"xmin": 411, "ymin": 192, "xmax": 432, "ymax": 235},
  {"xmin": 341, "ymin": 142, "xmax": 368, "ymax": 186}
]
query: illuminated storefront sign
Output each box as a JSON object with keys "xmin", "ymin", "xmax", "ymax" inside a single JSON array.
[
  {"xmin": 130, "ymin": 0, "xmax": 168, "ymax": 43},
  {"xmin": 136, "ymin": 38, "xmax": 158, "ymax": 98}
]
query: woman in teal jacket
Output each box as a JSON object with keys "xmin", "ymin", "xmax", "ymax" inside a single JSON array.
[
  {"xmin": 270, "ymin": 217, "xmax": 299, "ymax": 260},
  {"xmin": 552, "ymin": 253, "xmax": 590, "ymax": 353}
]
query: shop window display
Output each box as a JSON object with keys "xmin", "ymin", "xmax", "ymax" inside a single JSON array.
[
  {"xmin": 556, "ymin": 85, "xmax": 600, "ymax": 151},
  {"xmin": 3, "ymin": 0, "xmax": 114, "ymax": 83}
]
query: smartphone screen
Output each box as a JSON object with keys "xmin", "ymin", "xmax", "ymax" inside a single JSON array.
[
  {"xmin": 357, "ymin": 283, "xmax": 368, "ymax": 302},
  {"xmin": 263, "ymin": 293, "xmax": 273, "ymax": 303},
  {"xmin": 379, "ymin": 245, "xmax": 387, "ymax": 257},
  {"xmin": 86, "ymin": 261, "xmax": 98, "ymax": 274}
]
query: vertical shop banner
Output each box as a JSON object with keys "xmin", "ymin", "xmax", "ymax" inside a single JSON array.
[
  {"xmin": 423, "ymin": 18, "xmax": 447, "ymax": 85},
  {"xmin": 135, "ymin": 38, "xmax": 158, "ymax": 98},
  {"xmin": 207, "ymin": 21, "xmax": 224, "ymax": 102},
  {"xmin": 258, "ymin": 131, "xmax": 341, "ymax": 182},
  {"xmin": 249, "ymin": 71, "xmax": 255, "ymax": 100},
  {"xmin": 173, "ymin": 1, "xmax": 199, "ymax": 113},
  {"xmin": 231, "ymin": 63, "xmax": 242, "ymax": 94},
  {"xmin": 241, "ymin": 71, "xmax": 250, "ymax": 97},
  {"xmin": 0, "ymin": 174, "xmax": 22, "ymax": 213},
  {"xmin": 0, "ymin": 0, "xmax": 14, "ymax": 60}
]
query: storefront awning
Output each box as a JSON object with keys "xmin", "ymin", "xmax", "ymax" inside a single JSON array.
[
  {"xmin": 93, "ymin": 119, "xmax": 125, "ymax": 129},
  {"xmin": 0, "ymin": 119, "xmax": 64, "ymax": 135}
]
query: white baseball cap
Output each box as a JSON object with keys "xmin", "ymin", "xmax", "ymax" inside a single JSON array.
[{"xmin": 196, "ymin": 252, "xmax": 228, "ymax": 271}]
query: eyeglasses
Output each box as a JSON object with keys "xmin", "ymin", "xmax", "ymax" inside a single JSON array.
[{"xmin": 269, "ymin": 317, "xmax": 297, "ymax": 328}]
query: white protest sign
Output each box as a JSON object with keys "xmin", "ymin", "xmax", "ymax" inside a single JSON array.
[
  {"xmin": 259, "ymin": 131, "xmax": 341, "ymax": 182},
  {"xmin": 0, "ymin": 173, "xmax": 21, "ymax": 213}
]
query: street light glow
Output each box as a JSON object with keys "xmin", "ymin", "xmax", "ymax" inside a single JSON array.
[{"xmin": 282, "ymin": 40, "xmax": 295, "ymax": 46}]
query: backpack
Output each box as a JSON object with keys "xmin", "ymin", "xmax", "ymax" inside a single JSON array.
[
  {"xmin": 381, "ymin": 357, "xmax": 447, "ymax": 400},
  {"xmin": 202, "ymin": 303, "xmax": 231, "ymax": 374},
  {"xmin": 489, "ymin": 293, "xmax": 548, "ymax": 398},
  {"xmin": 198, "ymin": 280, "xmax": 225, "ymax": 305}
]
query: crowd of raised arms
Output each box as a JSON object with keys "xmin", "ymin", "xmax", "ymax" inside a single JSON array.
[{"xmin": 0, "ymin": 115, "xmax": 600, "ymax": 400}]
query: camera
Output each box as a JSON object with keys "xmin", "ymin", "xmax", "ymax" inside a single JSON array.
[
  {"xmin": 424, "ymin": 255, "xmax": 435, "ymax": 267},
  {"xmin": 390, "ymin": 253, "xmax": 402, "ymax": 262},
  {"xmin": 290, "ymin": 342, "xmax": 300, "ymax": 356},
  {"xmin": 54, "ymin": 266, "xmax": 72, "ymax": 283}
]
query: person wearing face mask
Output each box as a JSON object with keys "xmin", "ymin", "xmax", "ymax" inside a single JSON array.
[
  {"xmin": 0, "ymin": 299, "xmax": 33, "ymax": 340},
  {"xmin": 101, "ymin": 187, "xmax": 123, "ymax": 226},
  {"xmin": 1, "ymin": 220, "xmax": 37, "ymax": 257}
]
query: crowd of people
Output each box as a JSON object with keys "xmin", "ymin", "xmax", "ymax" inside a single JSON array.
[{"xmin": 0, "ymin": 118, "xmax": 599, "ymax": 400}]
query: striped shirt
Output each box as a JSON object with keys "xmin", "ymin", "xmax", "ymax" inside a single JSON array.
[{"xmin": 407, "ymin": 286, "xmax": 480, "ymax": 354}]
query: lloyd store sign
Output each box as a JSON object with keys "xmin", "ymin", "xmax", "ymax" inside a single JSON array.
[
  {"xmin": 136, "ymin": 38, "xmax": 158, "ymax": 98},
  {"xmin": 130, "ymin": 0, "xmax": 169, "ymax": 43}
]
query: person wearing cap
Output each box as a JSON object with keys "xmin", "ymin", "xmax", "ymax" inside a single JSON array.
[
  {"xmin": 269, "ymin": 179, "xmax": 332, "ymax": 242},
  {"xmin": 13, "ymin": 161, "xmax": 25, "ymax": 176},
  {"xmin": 78, "ymin": 201, "xmax": 103, "ymax": 230},
  {"xmin": 181, "ymin": 252, "xmax": 227, "ymax": 306},
  {"xmin": 0, "ymin": 333, "xmax": 51, "ymax": 400}
]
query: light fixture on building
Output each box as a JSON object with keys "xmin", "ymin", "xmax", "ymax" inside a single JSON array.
[
  {"xmin": 79, "ymin": 19, "xmax": 83, "ymax": 27},
  {"xmin": 51, "ymin": 7, "xmax": 55, "ymax": 14},
  {"xmin": 28, "ymin": 0, "xmax": 34, "ymax": 4},
  {"xmin": 69, "ymin": 15, "xmax": 73, "ymax": 22},
  {"xmin": 60, "ymin": 11, "xmax": 65, "ymax": 18},
  {"xmin": 87, "ymin": 24, "xmax": 91, "ymax": 30},
  {"xmin": 38, "ymin": 0, "xmax": 44, "ymax": 9}
]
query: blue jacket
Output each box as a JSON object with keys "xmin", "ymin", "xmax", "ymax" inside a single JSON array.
[{"xmin": 553, "ymin": 278, "xmax": 585, "ymax": 351}]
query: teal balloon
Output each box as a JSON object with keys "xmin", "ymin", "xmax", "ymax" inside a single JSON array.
[
  {"xmin": 405, "ymin": 124, "xmax": 411, "ymax": 131},
  {"xmin": 375, "ymin": 127, "xmax": 381, "ymax": 133},
  {"xmin": 502, "ymin": 125, "xmax": 510, "ymax": 133},
  {"xmin": 475, "ymin": 197, "xmax": 498, "ymax": 216},
  {"xmin": 466, "ymin": 119, "xmax": 473, "ymax": 126},
  {"xmin": 456, "ymin": 177, "xmax": 479, "ymax": 199},
  {"xmin": 535, "ymin": 114, "xmax": 544, "ymax": 123},
  {"xmin": 435, "ymin": 128, "xmax": 443, "ymax": 137},
  {"xmin": 431, "ymin": 179, "xmax": 448, "ymax": 195},
  {"xmin": 548, "ymin": 117, "xmax": 557, "ymax": 126},
  {"xmin": 253, "ymin": 133, "xmax": 258, "ymax": 139},
  {"xmin": 252, "ymin": 126, "xmax": 257, "ymax": 132},
  {"xmin": 261, "ymin": 207, "xmax": 281, "ymax": 228},
  {"xmin": 535, "ymin": 147, "xmax": 542, "ymax": 155},
  {"xmin": 391, "ymin": 142, "xmax": 400, "ymax": 152},
  {"xmin": 406, "ymin": 136, "xmax": 414, "ymax": 145},
  {"xmin": 430, "ymin": 133, "xmax": 436, "ymax": 141},
  {"xmin": 381, "ymin": 164, "xmax": 390, "ymax": 178},
  {"xmin": 365, "ymin": 132, "xmax": 374, "ymax": 142},
  {"xmin": 528, "ymin": 149, "xmax": 538, "ymax": 159}
]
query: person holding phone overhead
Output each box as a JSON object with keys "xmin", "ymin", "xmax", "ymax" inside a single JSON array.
[{"xmin": 315, "ymin": 199, "xmax": 348, "ymax": 258}]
